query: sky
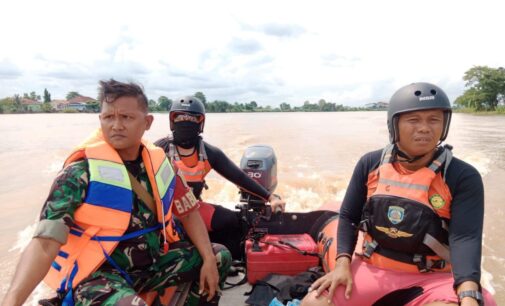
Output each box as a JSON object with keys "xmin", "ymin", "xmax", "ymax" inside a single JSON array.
[{"xmin": 0, "ymin": 0, "xmax": 503, "ymax": 107}]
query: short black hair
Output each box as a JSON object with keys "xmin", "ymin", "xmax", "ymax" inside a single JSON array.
[{"xmin": 98, "ymin": 79, "xmax": 148, "ymax": 112}]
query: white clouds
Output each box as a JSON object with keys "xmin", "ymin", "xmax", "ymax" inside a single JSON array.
[
  {"xmin": 228, "ymin": 38, "xmax": 263, "ymax": 55},
  {"xmin": 0, "ymin": 0, "xmax": 503, "ymax": 106},
  {"xmin": 0, "ymin": 59, "xmax": 22, "ymax": 79}
]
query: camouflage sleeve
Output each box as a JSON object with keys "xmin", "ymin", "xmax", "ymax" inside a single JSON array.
[
  {"xmin": 33, "ymin": 160, "xmax": 89, "ymax": 244},
  {"xmin": 171, "ymin": 170, "xmax": 200, "ymax": 218}
]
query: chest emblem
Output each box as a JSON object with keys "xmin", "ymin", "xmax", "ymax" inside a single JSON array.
[
  {"xmin": 375, "ymin": 226, "xmax": 413, "ymax": 239},
  {"xmin": 387, "ymin": 206, "xmax": 405, "ymax": 225},
  {"xmin": 430, "ymin": 194, "xmax": 446, "ymax": 209}
]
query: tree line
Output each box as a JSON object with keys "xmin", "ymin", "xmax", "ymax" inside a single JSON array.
[
  {"xmin": 0, "ymin": 89, "xmax": 373, "ymax": 114},
  {"xmin": 150, "ymin": 92, "xmax": 370, "ymax": 113},
  {"xmin": 2, "ymin": 66, "xmax": 504, "ymax": 114},
  {"xmin": 454, "ymin": 66, "xmax": 505, "ymax": 111}
]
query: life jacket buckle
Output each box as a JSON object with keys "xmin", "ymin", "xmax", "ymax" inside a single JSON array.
[
  {"xmin": 427, "ymin": 258, "xmax": 446, "ymax": 270},
  {"xmin": 413, "ymin": 254, "xmax": 430, "ymax": 273},
  {"xmin": 359, "ymin": 219, "xmax": 369, "ymax": 232},
  {"xmin": 362, "ymin": 240, "xmax": 378, "ymax": 258}
]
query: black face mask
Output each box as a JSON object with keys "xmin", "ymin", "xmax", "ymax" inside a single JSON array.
[{"xmin": 173, "ymin": 121, "xmax": 201, "ymax": 149}]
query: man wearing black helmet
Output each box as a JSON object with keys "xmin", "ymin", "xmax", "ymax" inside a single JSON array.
[
  {"xmin": 303, "ymin": 83, "xmax": 496, "ymax": 306},
  {"xmin": 155, "ymin": 96, "xmax": 285, "ymax": 259}
]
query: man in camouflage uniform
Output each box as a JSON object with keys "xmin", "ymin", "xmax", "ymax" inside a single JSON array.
[{"xmin": 2, "ymin": 79, "xmax": 231, "ymax": 306}]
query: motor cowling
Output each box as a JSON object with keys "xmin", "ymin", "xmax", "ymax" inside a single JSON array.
[{"xmin": 239, "ymin": 145, "xmax": 277, "ymax": 205}]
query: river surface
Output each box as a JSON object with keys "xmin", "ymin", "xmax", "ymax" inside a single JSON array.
[{"xmin": 0, "ymin": 112, "xmax": 504, "ymax": 304}]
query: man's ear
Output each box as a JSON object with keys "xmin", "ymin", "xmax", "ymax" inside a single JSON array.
[{"xmin": 145, "ymin": 114, "xmax": 154, "ymax": 130}]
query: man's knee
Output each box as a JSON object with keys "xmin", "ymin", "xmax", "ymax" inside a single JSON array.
[
  {"xmin": 212, "ymin": 243, "xmax": 232, "ymax": 277},
  {"xmin": 300, "ymin": 291, "xmax": 335, "ymax": 306}
]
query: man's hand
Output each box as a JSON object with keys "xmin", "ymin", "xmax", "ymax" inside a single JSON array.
[
  {"xmin": 199, "ymin": 256, "xmax": 219, "ymax": 301},
  {"xmin": 309, "ymin": 256, "xmax": 353, "ymax": 303},
  {"xmin": 269, "ymin": 194, "xmax": 286, "ymax": 213},
  {"xmin": 2, "ymin": 237, "xmax": 61, "ymax": 306},
  {"xmin": 457, "ymin": 281, "xmax": 482, "ymax": 306},
  {"xmin": 179, "ymin": 210, "xmax": 221, "ymax": 302}
]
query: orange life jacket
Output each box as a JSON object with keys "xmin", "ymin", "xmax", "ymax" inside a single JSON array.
[
  {"xmin": 44, "ymin": 129, "xmax": 179, "ymax": 296},
  {"xmin": 360, "ymin": 144, "xmax": 453, "ymax": 273},
  {"xmin": 168, "ymin": 139, "xmax": 211, "ymax": 182}
]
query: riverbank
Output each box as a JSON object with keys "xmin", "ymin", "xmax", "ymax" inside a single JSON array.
[{"xmin": 454, "ymin": 106, "xmax": 505, "ymax": 115}]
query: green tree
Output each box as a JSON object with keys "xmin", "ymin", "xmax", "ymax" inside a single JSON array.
[
  {"xmin": 245, "ymin": 101, "xmax": 257, "ymax": 111},
  {"xmin": 194, "ymin": 92, "xmax": 207, "ymax": 107},
  {"xmin": 85, "ymin": 101, "xmax": 100, "ymax": 113},
  {"xmin": 43, "ymin": 88, "xmax": 51, "ymax": 103},
  {"xmin": 456, "ymin": 66, "xmax": 505, "ymax": 110},
  {"xmin": 0, "ymin": 97, "xmax": 15, "ymax": 113},
  {"xmin": 22, "ymin": 92, "xmax": 39, "ymax": 100},
  {"xmin": 158, "ymin": 96, "xmax": 172, "ymax": 111},
  {"xmin": 66, "ymin": 91, "xmax": 81, "ymax": 100},
  {"xmin": 25, "ymin": 91, "xmax": 41, "ymax": 101},
  {"xmin": 208, "ymin": 100, "xmax": 230, "ymax": 112},
  {"xmin": 41, "ymin": 102, "xmax": 53, "ymax": 112},
  {"xmin": 14, "ymin": 94, "xmax": 22, "ymax": 112},
  {"xmin": 280, "ymin": 102, "xmax": 291, "ymax": 112},
  {"xmin": 321, "ymin": 102, "xmax": 337, "ymax": 111},
  {"xmin": 318, "ymin": 99, "xmax": 327, "ymax": 110},
  {"xmin": 302, "ymin": 100, "xmax": 319, "ymax": 112},
  {"xmin": 148, "ymin": 99, "xmax": 158, "ymax": 112}
]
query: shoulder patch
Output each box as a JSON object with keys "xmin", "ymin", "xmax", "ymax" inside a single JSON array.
[{"xmin": 430, "ymin": 194, "xmax": 446, "ymax": 209}]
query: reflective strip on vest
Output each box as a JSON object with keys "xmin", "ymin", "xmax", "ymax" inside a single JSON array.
[
  {"xmin": 155, "ymin": 158, "xmax": 176, "ymax": 214},
  {"xmin": 378, "ymin": 178, "xmax": 430, "ymax": 191},
  {"xmin": 88, "ymin": 159, "xmax": 130, "ymax": 189},
  {"xmin": 180, "ymin": 169, "xmax": 206, "ymax": 177},
  {"xmin": 156, "ymin": 158, "xmax": 175, "ymax": 197},
  {"xmin": 86, "ymin": 159, "xmax": 132, "ymax": 213}
]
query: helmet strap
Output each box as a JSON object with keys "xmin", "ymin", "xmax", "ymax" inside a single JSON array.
[{"xmin": 392, "ymin": 144, "xmax": 428, "ymax": 164}]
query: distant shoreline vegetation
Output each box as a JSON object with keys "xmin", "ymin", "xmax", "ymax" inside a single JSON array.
[
  {"xmin": 453, "ymin": 106, "xmax": 505, "ymax": 115},
  {"xmin": 0, "ymin": 91, "xmax": 388, "ymax": 114},
  {"xmin": 1, "ymin": 66, "xmax": 503, "ymax": 114}
]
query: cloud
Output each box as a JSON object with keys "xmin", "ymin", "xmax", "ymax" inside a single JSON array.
[
  {"xmin": 242, "ymin": 22, "xmax": 306, "ymax": 38},
  {"xmin": 228, "ymin": 38, "xmax": 262, "ymax": 55},
  {"xmin": 97, "ymin": 60, "xmax": 150, "ymax": 77},
  {"xmin": 261, "ymin": 23, "xmax": 305, "ymax": 38},
  {"xmin": 0, "ymin": 1, "xmax": 502, "ymax": 107},
  {"xmin": 42, "ymin": 67, "xmax": 90, "ymax": 80},
  {"xmin": 0, "ymin": 59, "xmax": 22, "ymax": 79},
  {"xmin": 245, "ymin": 55, "xmax": 275, "ymax": 67},
  {"xmin": 320, "ymin": 54, "xmax": 361, "ymax": 68}
]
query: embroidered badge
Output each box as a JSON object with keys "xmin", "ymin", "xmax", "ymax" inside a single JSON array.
[
  {"xmin": 387, "ymin": 206, "xmax": 405, "ymax": 225},
  {"xmin": 375, "ymin": 226, "xmax": 413, "ymax": 239},
  {"xmin": 430, "ymin": 194, "xmax": 446, "ymax": 209}
]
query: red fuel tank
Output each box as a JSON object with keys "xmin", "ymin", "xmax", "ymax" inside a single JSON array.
[{"xmin": 246, "ymin": 234, "xmax": 319, "ymax": 284}]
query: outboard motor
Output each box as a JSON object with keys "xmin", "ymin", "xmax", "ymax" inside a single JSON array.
[
  {"xmin": 239, "ymin": 145, "xmax": 277, "ymax": 208},
  {"xmin": 237, "ymin": 145, "xmax": 324, "ymax": 285}
]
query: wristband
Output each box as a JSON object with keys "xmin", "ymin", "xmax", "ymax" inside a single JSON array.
[{"xmin": 458, "ymin": 290, "xmax": 483, "ymax": 306}]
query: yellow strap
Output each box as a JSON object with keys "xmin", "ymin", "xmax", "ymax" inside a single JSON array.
[{"xmin": 127, "ymin": 171, "xmax": 157, "ymax": 218}]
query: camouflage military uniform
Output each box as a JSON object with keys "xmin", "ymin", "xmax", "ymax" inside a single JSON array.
[{"xmin": 35, "ymin": 156, "xmax": 231, "ymax": 306}]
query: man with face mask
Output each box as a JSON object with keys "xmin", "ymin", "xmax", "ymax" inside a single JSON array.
[{"xmin": 155, "ymin": 96, "xmax": 286, "ymax": 259}]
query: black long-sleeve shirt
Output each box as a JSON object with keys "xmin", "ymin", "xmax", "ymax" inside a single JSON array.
[
  {"xmin": 155, "ymin": 137, "xmax": 271, "ymax": 200},
  {"xmin": 337, "ymin": 148, "xmax": 484, "ymax": 288}
]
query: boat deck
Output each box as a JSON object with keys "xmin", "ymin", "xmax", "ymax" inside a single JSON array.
[{"xmin": 220, "ymin": 274, "xmax": 252, "ymax": 305}]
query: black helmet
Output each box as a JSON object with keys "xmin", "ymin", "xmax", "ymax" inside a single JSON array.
[
  {"xmin": 169, "ymin": 96, "xmax": 206, "ymax": 132},
  {"xmin": 387, "ymin": 82, "xmax": 452, "ymax": 143}
]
